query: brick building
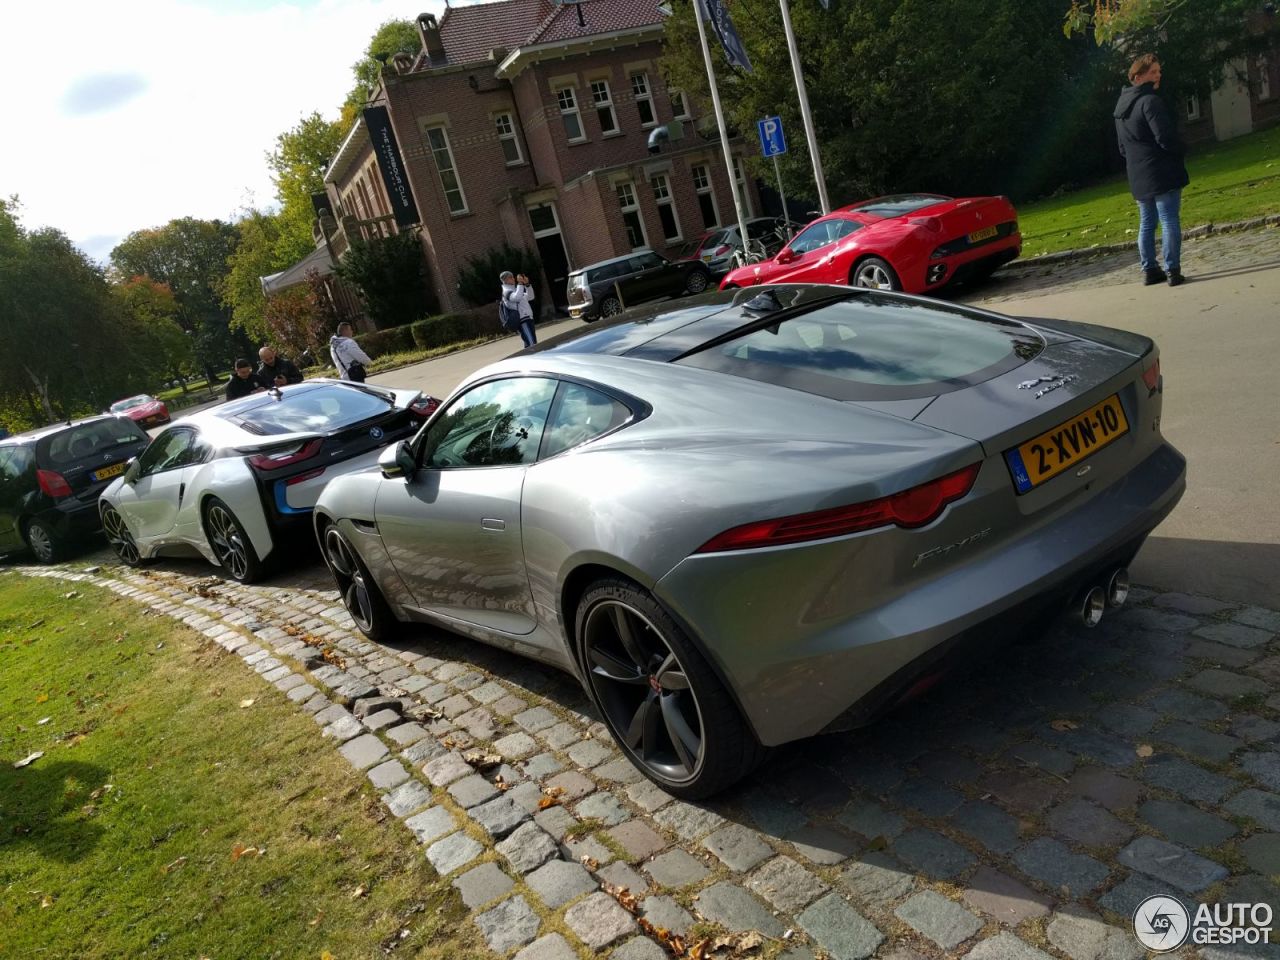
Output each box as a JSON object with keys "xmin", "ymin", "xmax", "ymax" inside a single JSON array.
[{"xmin": 320, "ymin": 0, "xmax": 759, "ymax": 315}]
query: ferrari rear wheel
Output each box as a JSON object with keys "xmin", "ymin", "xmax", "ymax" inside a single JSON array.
[
  {"xmin": 852, "ymin": 256, "xmax": 901, "ymax": 291},
  {"xmin": 101, "ymin": 505, "xmax": 143, "ymax": 567},
  {"xmin": 203, "ymin": 497, "xmax": 263, "ymax": 584},
  {"xmin": 577, "ymin": 576, "xmax": 765, "ymax": 799},
  {"xmin": 322, "ymin": 523, "xmax": 399, "ymax": 642}
]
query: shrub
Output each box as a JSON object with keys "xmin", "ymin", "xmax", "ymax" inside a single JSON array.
[
  {"xmin": 408, "ymin": 311, "xmax": 494, "ymax": 350},
  {"xmin": 353, "ymin": 325, "xmax": 416, "ymax": 358},
  {"xmin": 336, "ymin": 230, "xmax": 438, "ymax": 329},
  {"xmin": 456, "ymin": 243, "xmax": 543, "ymax": 308}
]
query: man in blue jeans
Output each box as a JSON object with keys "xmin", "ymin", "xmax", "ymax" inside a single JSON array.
[{"xmin": 1114, "ymin": 53, "xmax": 1190, "ymax": 287}]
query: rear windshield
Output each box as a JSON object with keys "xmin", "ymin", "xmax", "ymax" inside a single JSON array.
[
  {"xmin": 220, "ymin": 383, "xmax": 393, "ymax": 435},
  {"xmin": 38, "ymin": 418, "xmax": 149, "ymax": 466},
  {"xmin": 846, "ymin": 194, "xmax": 948, "ymax": 218},
  {"xmin": 676, "ymin": 294, "xmax": 1043, "ymax": 401}
]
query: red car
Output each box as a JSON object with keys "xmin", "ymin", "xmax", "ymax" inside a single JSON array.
[
  {"xmin": 719, "ymin": 193, "xmax": 1021, "ymax": 295},
  {"xmin": 108, "ymin": 394, "xmax": 170, "ymax": 427}
]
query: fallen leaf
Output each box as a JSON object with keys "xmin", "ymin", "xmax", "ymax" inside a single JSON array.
[
  {"xmin": 494, "ymin": 776, "xmax": 510, "ymax": 792},
  {"xmin": 89, "ymin": 784, "xmax": 113, "ymax": 801},
  {"xmin": 13, "ymin": 751, "xmax": 44, "ymax": 769},
  {"xmin": 537, "ymin": 796, "xmax": 560, "ymax": 810},
  {"xmin": 543, "ymin": 786, "xmax": 564, "ymax": 798},
  {"xmin": 1049, "ymin": 719, "xmax": 1078, "ymax": 732},
  {"xmin": 602, "ymin": 882, "xmax": 640, "ymax": 914},
  {"xmin": 321, "ymin": 952, "xmax": 335, "ymax": 960},
  {"xmin": 351, "ymin": 884, "xmax": 368, "ymax": 898},
  {"xmin": 231, "ymin": 842, "xmax": 263, "ymax": 862},
  {"xmin": 462, "ymin": 751, "xmax": 502, "ymax": 771},
  {"xmin": 63, "ymin": 591, "xmax": 79, "ymax": 599},
  {"xmin": 35, "ymin": 694, "xmax": 49, "ymax": 704},
  {"xmin": 40, "ymin": 895, "xmax": 54, "ymax": 909},
  {"xmin": 37, "ymin": 717, "xmax": 51, "ymax": 725},
  {"xmin": 162, "ymin": 856, "xmax": 188, "ymax": 874},
  {"xmin": 309, "ymin": 910, "xmax": 324, "ymax": 927},
  {"xmin": 240, "ymin": 699, "xmax": 256, "ymax": 709},
  {"xmin": 1136, "ymin": 744, "xmax": 1154, "ymax": 758},
  {"xmin": 580, "ymin": 855, "xmax": 600, "ymax": 871}
]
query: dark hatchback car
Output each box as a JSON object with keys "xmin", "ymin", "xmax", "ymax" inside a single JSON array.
[
  {"xmin": 567, "ymin": 250, "xmax": 713, "ymax": 322},
  {"xmin": 0, "ymin": 416, "xmax": 151, "ymax": 562}
]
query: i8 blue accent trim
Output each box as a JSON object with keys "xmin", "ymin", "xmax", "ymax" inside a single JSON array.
[{"xmin": 274, "ymin": 481, "xmax": 313, "ymax": 515}]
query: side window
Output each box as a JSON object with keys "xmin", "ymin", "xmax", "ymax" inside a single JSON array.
[
  {"xmin": 832, "ymin": 220, "xmax": 862, "ymax": 242},
  {"xmin": 423, "ymin": 378, "xmax": 558, "ymax": 469},
  {"xmin": 172, "ymin": 432, "xmax": 212, "ymax": 468},
  {"xmin": 789, "ymin": 221, "xmax": 840, "ymax": 255},
  {"xmin": 628, "ymin": 253, "xmax": 663, "ymax": 272},
  {"xmin": 8, "ymin": 447, "xmax": 34, "ymax": 477},
  {"xmin": 0, "ymin": 449, "xmax": 13, "ymax": 481},
  {"xmin": 541, "ymin": 383, "xmax": 631, "ymax": 459},
  {"xmin": 136, "ymin": 429, "xmax": 194, "ymax": 478}
]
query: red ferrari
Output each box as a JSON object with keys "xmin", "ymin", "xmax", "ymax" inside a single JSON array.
[
  {"xmin": 719, "ymin": 193, "xmax": 1021, "ymax": 294},
  {"xmin": 109, "ymin": 394, "xmax": 170, "ymax": 427}
]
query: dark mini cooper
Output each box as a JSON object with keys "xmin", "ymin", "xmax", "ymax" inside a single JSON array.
[{"xmin": 567, "ymin": 250, "xmax": 713, "ymax": 322}]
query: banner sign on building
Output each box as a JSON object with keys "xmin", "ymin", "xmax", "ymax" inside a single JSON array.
[
  {"xmin": 362, "ymin": 106, "xmax": 420, "ymax": 229},
  {"xmin": 699, "ymin": 0, "xmax": 754, "ymax": 73}
]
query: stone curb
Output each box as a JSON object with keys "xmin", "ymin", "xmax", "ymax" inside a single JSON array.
[{"xmin": 1007, "ymin": 212, "xmax": 1280, "ymax": 271}]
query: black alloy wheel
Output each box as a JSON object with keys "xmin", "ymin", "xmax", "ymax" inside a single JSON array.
[
  {"xmin": 599, "ymin": 296, "xmax": 624, "ymax": 318},
  {"xmin": 203, "ymin": 497, "xmax": 262, "ymax": 583},
  {"xmin": 322, "ymin": 524, "xmax": 397, "ymax": 641},
  {"xmin": 101, "ymin": 505, "xmax": 142, "ymax": 567},
  {"xmin": 577, "ymin": 577, "xmax": 764, "ymax": 798}
]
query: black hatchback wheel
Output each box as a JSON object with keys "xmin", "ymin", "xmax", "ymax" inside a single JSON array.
[
  {"xmin": 577, "ymin": 576, "xmax": 764, "ymax": 799},
  {"xmin": 101, "ymin": 505, "xmax": 143, "ymax": 567},
  {"xmin": 23, "ymin": 519, "xmax": 61, "ymax": 564},
  {"xmin": 322, "ymin": 523, "xmax": 398, "ymax": 641},
  {"xmin": 685, "ymin": 270, "xmax": 710, "ymax": 294}
]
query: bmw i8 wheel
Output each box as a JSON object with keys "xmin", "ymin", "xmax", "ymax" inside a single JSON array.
[
  {"xmin": 23, "ymin": 519, "xmax": 61, "ymax": 564},
  {"xmin": 600, "ymin": 296, "xmax": 623, "ymax": 318},
  {"xmin": 322, "ymin": 523, "xmax": 398, "ymax": 642},
  {"xmin": 203, "ymin": 497, "xmax": 262, "ymax": 583},
  {"xmin": 576, "ymin": 577, "xmax": 764, "ymax": 799},
  {"xmin": 852, "ymin": 256, "xmax": 901, "ymax": 291},
  {"xmin": 101, "ymin": 505, "xmax": 143, "ymax": 567}
]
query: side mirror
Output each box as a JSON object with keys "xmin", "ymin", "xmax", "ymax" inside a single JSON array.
[
  {"xmin": 776, "ymin": 248, "xmax": 795, "ymax": 264},
  {"xmin": 123, "ymin": 458, "xmax": 139, "ymax": 485},
  {"xmin": 380, "ymin": 440, "xmax": 416, "ymax": 479}
]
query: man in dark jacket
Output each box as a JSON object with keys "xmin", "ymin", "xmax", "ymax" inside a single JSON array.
[
  {"xmin": 1114, "ymin": 53, "xmax": 1190, "ymax": 287},
  {"xmin": 257, "ymin": 345, "xmax": 303, "ymax": 387},
  {"xmin": 224, "ymin": 359, "xmax": 266, "ymax": 401}
]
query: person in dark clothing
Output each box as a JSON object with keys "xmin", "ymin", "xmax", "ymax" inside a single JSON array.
[
  {"xmin": 224, "ymin": 359, "xmax": 265, "ymax": 401},
  {"xmin": 257, "ymin": 345, "xmax": 303, "ymax": 387},
  {"xmin": 1113, "ymin": 53, "xmax": 1191, "ymax": 287}
]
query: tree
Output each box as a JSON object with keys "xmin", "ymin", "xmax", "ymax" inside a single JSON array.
[
  {"xmin": 220, "ymin": 210, "xmax": 288, "ymax": 344},
  {"xmin": 113, "ymin": 277, "xmax": 197, "ymax": 391},
  {"xmin": 342, "ymin": 20, "xmax": 422, "ymax": 127},
  {"xmin": 268, "ymin": 113, "xmax": 346, "ymax": 263},
  {"xmin": 335, "ymin": 230, "xmax": 437, "ymax": 329},
  {"xmin": 263, "ymin": 270, "xmax": 341, "ymax": 362}
]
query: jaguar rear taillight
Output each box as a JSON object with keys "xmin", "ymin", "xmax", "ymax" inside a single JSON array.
[
  {"xmin": 36, "ymin": 469, "xmax": 73, "ymax": 498},
  {"xmin": 695, "ymin": 464, "xmax": 981, "ymax": 553},
  {"xmin": 1141, "ymin": 357, "xmax": 1161, "ymax": 393},
  {"xmin": 409, "ymin": 395, "xmax": 442, "ymax": 420},
  {"xmin": 248, "ymin": 439, "xmax": 323, "ymax": 471}
]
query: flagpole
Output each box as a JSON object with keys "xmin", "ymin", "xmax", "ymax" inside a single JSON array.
[
  {"xmin": 693, "ymin": 0, "xmax": 752, "ymax": 250},
  {"xmin": 778, "ymin": 0, "xmax": 829, "ymax": 214}
]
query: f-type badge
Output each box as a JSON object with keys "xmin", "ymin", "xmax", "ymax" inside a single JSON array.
[{"xmin": 1018, "ymin": 374, "xmax": 1078, "ymax": 399}]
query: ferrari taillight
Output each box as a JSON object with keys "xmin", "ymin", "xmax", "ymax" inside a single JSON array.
[{"xmin": 695, "ymin": 464, "xmax": 981, "ymax": 553}]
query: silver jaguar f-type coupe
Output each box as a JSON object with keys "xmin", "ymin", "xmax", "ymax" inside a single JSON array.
[{"xmin": 314, "ymin": 285, "xmax": 1185, "ymax": 797}]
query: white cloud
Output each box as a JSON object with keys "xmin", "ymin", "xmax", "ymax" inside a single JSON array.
[{"xmin": 0, "ymin": 0, "xmax": 442, "ymax": 261}]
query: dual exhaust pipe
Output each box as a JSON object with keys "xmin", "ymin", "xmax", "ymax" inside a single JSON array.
[{"xmin": 1074, "ymin": 567, "xmax": 1130, "ymax": 628}]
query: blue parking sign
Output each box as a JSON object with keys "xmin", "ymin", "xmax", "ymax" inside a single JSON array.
[{"xmin": 757, "ymin": 116, "xmax": 787, "ymax": 157}]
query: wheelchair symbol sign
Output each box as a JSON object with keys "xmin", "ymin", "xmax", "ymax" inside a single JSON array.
[{"xmin": 757, "ymin": 116, "xmax": 787, "ymax": 157}]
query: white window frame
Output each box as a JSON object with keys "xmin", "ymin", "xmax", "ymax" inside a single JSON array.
[
  {"xmin": 591, "ymin": 79, "xmax": 620, "ymax": 136},
  {"xmin": 650, "ymin": 174, "xmax": 681, "ymax": 243},
  {"xmin": 1185, "ymin": 92, "xmax": 1201, "ymax": 121},
  {"xmin": 558, "ymin": 87, "xmax": 586, "ymax": 143},
  {"xmin": 691, "ymin": 163, "xmax": 719, "ymax": 230},
  {"xmin": 617, "ymin": 181, "xmax": 648, "ymax": 250},
  {"xmin": 670, "ymin": 90, "xmax": 690, "ymax": 120},
  {"xmin": 1260, "ymin": 55, "xmax": 1272, "ymax": 101},
  {"xmin": 631, "ymin": 72, "xmax": 657, "ymax": 128},
  {"xmin": 425, "ymin": 125, "xmax": 468, "ymax": 215},
  {"xmin": 494, "ymin": 112, "xmax": 523, "ymax": 165},
  {"xmin": 732, "ymin": 157, "xmax": 754, "ymax": 218}
]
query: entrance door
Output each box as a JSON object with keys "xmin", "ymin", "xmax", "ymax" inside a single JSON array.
[{"xmin": 528, "ymin": 203, "xmax": 571, "ymax": 313}]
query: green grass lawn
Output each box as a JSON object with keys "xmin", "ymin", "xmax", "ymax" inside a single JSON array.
[
  {"xmin": 0, "ymin": 574, "xmax": 473, "ymax": 959},
  {"xmin": 1017, "ymin": 124, "xmax": 1280, "ymax": 258}
]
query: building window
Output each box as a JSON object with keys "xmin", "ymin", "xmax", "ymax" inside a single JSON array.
[
  {"xmin": 632, "ymin": 73, "xmax": 657, "ymax": 127},
  {"xmin": 591, "ymin": 80, "xmax": 620, "ymax": 135},
  {"xmin": 495, "ymin": 112, "xmax": 523, "ymax": 164},
  {"xmin": 670, "ymin": 90, "xmax": 690, "ymax": 120},
  {"xmin": 1185, "ymin": 93, "xmax": 1201, "ymax": 121},
  {"xmin": 733, "ymin": 157, "xmax": 754, "ymax": 217},
  {"xmin": 425, "ymin": 126, "xmax": 468, "ymax": 215},
  {"xmin": 558, "ymin": 87, "xmax": 585, "ymax": 142},
  {"xmin": 1260, "ymin": 56, "xmax": 1272, "ymax": 101},
  {"xmin": 651, "ymin": 174, "xmax": 681, "ymax": 243},
  {"xmin": 617, "ymin": 182, "xmax": 647, "ymax": 249},
  {"xmin": 692, "ymin": 164, "xmax": 718, "ymax": 230}
]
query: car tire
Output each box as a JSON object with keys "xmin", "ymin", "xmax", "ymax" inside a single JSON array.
[
  {"xmin": 851, "ymin": 256, "xmax": 901, "ymax": 291},
  {"xmin": 575, "ymin": 576, "xmax": 765, "ymax": 799},
  {"xmin": 600, "ymin": 296, "xmax": 623, "ymax": 318},
  {"xmin": 320, "ymin": 522, "xmax": 399, "ymax": 642},
  {"xmin": 685, "ymin": 270, "xmax": 711, "ymax": 294},
  {"xmin": 101, "ymin": 505, "xmax": 144, "ymax": 568},
  {"xmin": 202, "ymin": 497, "xmax": 263, "ymax": 583},
  {"xmin": 22, "ymin": 518, "xmax": 62, "ymax": 564}
]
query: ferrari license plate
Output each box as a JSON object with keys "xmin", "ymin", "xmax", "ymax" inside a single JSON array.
[
  {"xmin": 94, "ymin": 462, "xmax": 126, "ymax": 481},
  {"xmin": 1004, "ymin": 395, "xmax": 1129, "ymax": 493},
  {"xmin": 968, "ymin": 226, "xmax": 998, "ymax": 244}
]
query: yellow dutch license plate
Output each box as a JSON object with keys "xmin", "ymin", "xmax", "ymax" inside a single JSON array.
[
  {"xmin": 968, "ymin": 226, "xmax": 998, "ymax": 243},
  {"xmin": 1005, "ymin": 394, "xmax": 1129, "ymax": 494},
  {"xmin": 94, "ymin": 462, "xmax": 126, "ymax": 481}
]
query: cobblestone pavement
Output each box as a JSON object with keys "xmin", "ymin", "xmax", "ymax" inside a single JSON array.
[
  {"xmin": 964, "ymin": 223, "xmax": 1280, "ymax": 306},
  {"xmin": 10, "ymin": 557, "xmax": 1280, "ymax": 960}
]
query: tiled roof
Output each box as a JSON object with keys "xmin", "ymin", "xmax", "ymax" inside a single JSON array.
[{"xmin": 430, "ymin": 0, "xmax": 664, "ymax": 68}]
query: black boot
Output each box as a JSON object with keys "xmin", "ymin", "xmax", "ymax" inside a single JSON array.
[
  {"xmin": 1143, "ymin": 268, "xmax": 1167, "ymax": 286},
  {"xmin": 1167, "ymin": 270, "xmax": 1185, "ymax": 287}
]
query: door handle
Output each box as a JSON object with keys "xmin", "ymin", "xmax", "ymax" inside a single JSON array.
[{"xmin": 481, "ymin": 518, "xmax": 506, "ymax": 532}]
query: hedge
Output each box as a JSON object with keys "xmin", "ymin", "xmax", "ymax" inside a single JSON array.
[{"xmin": 351, "ymin": 306, "xmax": 502, "ymax": 360}]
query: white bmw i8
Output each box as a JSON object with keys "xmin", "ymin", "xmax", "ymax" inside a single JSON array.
[{"xmin": 99, "ymin": 379, "xmax": 439, "ymax": 582}]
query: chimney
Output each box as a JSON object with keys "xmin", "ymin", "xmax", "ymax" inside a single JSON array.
[{"xmin": 417, "ymin": 13, "xmax": 446, "ymax": 65}]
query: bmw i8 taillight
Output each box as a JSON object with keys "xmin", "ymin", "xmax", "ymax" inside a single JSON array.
[
  {"xmin": 695, "ymin": 463, "xmax": 981, "ymax": 553},
  {"xmin": 247, "ymin": 439, "xmax": 323, "ymax": 471},
  {"xmin": 36, "ymin": 469, "xmax": 73, "ymax": 498}
]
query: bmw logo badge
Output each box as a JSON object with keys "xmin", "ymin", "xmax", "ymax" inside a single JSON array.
[{"xmin": 369, "ymin": 426, "xmax": 384, "ymax": 440}]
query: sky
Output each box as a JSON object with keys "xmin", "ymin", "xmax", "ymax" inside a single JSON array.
[{"xmin": 0, "ymin": 0, "xmax": 445, "ymax": 264}]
